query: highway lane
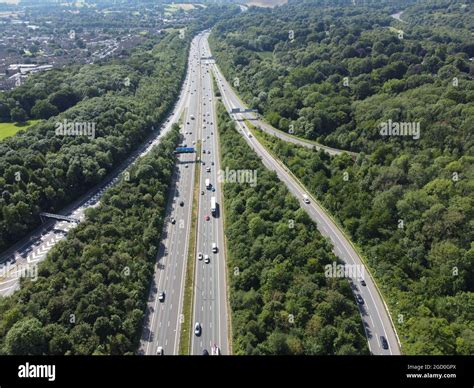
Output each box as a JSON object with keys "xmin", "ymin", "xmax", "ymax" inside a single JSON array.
[
  {"xmin": 0, "ymin": 39, "xmax": 195, "ymax": 297},
  {"xmin": 205, "ymin": 43, "xmax": 354, "ymax": 157},
  {"xmin": 190, "ymin": 38, "xmax": 229, "ymax": 356},
  {"xmin": 139, "ymin": 34, "xmax": 205, "ymax": 355},
  {"xmin": 206, "ymin": 33, "xmax": 401, "ymax": 356}
]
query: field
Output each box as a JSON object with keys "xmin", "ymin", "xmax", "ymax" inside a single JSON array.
[
  {"xmin": 0, "ymin": 120, "xmax": 40, "ymax": 140},
  {"xmin": 165, "ymin": 3, "xmax": 198, "ymax": 14},
  {"xmin": 245, "ymin": 0, "xmax": 288, "ymax": 8}
]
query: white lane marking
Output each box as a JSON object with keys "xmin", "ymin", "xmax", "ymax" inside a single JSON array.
[{"xmin": 210, "ymin": 55, "xmax": 392, "ymax": 355}]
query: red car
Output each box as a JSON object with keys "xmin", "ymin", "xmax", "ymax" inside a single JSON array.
[{"xmin": 205, "ymin": 215, "xmax": 210, "ymax": 221}]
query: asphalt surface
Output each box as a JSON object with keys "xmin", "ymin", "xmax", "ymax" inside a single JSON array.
[
  {"xmin": 205, "ymin": 32, "xmax": 401, "ymax": 356},
  {"xmin": 0, "ymin": 41, "xmax": 192, "ymax": 297},
  {"xmin": 190, "ymin": 41, "xmax": 229, "ymax": 356},
  {"xmin": 139, "ymin": 34, "xmax": 203, "ymax": 355},
  {"xmin": 209, "ymin": 64, "xmax": 355, "ymax": 157},
  {"xmin": 139, "ymin": 31, "xmax": 229, "ymax": 356}
]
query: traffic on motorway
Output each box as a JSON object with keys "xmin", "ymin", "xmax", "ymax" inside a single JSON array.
[
  {"xmin": 204, "ymin": 32, "xmax": 400, "ymax": 356},
  {"xmin": 140, "ymin": 32, "xmax": 228, "ymax": 356}
]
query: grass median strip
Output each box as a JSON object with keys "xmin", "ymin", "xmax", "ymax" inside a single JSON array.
[{"xmin": 179, "ymin": 140, "xmax": 201, "ymax": 355}]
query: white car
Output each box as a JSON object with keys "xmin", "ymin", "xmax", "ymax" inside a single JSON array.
[
  {"xmin": 157, "ymin": 346, "xmax": 164, "ymax": 355},
  {"xmin": 204, "ymin": 255, "xmax": 210, "ymax": 264},
  {"xmin": 194, "ymin": 322, "xmax": 201, "ymax": 336},
  {"xmin": 198, "ymin": 252, "xmax": 203, "ymax": 261}
]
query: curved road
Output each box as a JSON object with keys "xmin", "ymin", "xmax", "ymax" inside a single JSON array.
[{"xmin": 205, "ymin": 32, "xmax": 401, "ymax": 356}]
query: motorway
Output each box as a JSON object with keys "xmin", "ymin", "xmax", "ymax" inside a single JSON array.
[
  {"xmin": 205, "ymin": 32, "xmax": 401, "ymax": 355},
  {"xmin": 140, "ymin": 31, "xmax": 229, "ymax": 356},
  {"xmin": 209, "ymin": 62, "xmax": 355, "ymax": 157},
  {"xmin": 190, "ymin": 43, "xmax": 229, "ymax": 356},
  {"xmin": 139, "ymin": 34, "xmax": 201, "ymax": 355},
  {"xmin": 0, "ymin": 39, "xmax": 194, "ymax": 297}
]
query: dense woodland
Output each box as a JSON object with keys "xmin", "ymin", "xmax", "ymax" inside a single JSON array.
[
  {"xmin": 209, "ymin": 0, "xmax": 473, "ymax": 153},
  {"xmin": 218, "ymin": 102, "xmax": 368, "ymax": 355},
  {"xmin": 0, "ymin": 2, "xmax": 236, "ymax": 253},
  {"xmin": 0, "ymin": 125, "xmax": 179, "ymax": 354},
  {"xmin": 210, "ymin": 0, "xmax": 473, "ymax": 355},
  {"xmin": 0, "ymin": 31, "xmax": 189, "ymax": 252},
  {"xmin": 255, "ymin": 128, "xmax": 473, "ymax": 355}
]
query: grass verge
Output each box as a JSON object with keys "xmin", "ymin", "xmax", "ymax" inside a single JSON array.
[
  {"xmin": 178, "ymin": 139, "xmax": 201, "ymax": 355},
  {"xmin": 246, "ymin": 119, "xmax": 402, "ymax": 352}
]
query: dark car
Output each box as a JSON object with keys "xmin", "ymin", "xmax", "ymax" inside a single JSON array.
[
  {"xmin": 360, "ymin": 279, "xmax": 366, "ymax": 286},
  {"xmin": 179, "ymin": 201, "xmax": 184, "ymax": 207},
  {"xmin": 202, "ymin": 349, "xmax": 209, "ymax": 356},
  {"xmin": 380, "ymin": 336, "xmax": 389, "ymax": 350},
  {"xmin": 356, "ymin": 294, "xmax": 364, "ymax": 304},
  {"xmin": 158, "ymin": 292, "xmax": 165, "ymax": 302}
]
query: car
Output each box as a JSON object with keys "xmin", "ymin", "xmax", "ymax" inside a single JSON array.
[
  {"xmin": 203, "ymin": 149, "xmax": 206, "ymax": 153},
  {"xmin": 212, "ymin": 187, "xmax": 215, "ymax": 192},
  {"xmin": 202, "ymin": 349, "xmax": 209, "ymax": 356},
  {"xmin": 171, "ymin": 218, "xmax": 176, "ymax": 224},
  {"xmin": 356, "ymin": 294, "xmax": 364, "ymax": 304},
  {"xmin": 205, "ymin": 215, "xmax": 210, "ymax": 221},
  {"xmin": 179, "ymin": 201, "xmax": 184, "ymax": 207},
  {"xmin": 380, "ymin": 336, "xmax": 389, "ymax": 350},
  {"xmin": 158, "ymin": 292, "xmax": 165, "ymax": 302},
  {"xmin": 211, "ymin": 162, "xmax": 214, "ymax": 166},
  {"xmin": 202, "ymin": 161, "xmax": 206, "ymax": 165},
  {"xmin": 360, "ymin": 279, "xmax": 366, "ymax": 286},
  {"xmin": 198, "ymin": 252, "xmax": 203, "ymax": 261},
  {"xmin": 157, "ymin": 346, "xmax": 164, "ymax": 355},
  {"xmin": 206, "ymin": 167, "xmax": 211, "ymax": 173},
  {"xmin": 185, "ymin": 164, "xmax": 188, "ymax": 168},
  {"xmin": 303, "ymin": 194, "xmax": 310, "ymax": 204},
  {"xmin": 212, "ymin": 243, "xmax": 218, "ymax": 253},
  {"xmin": 194, "ymin": 322, "xmax": 201, "ymax": 336},
  {"xmin": 208, "ymin": 151, "xmax": 211, "ymax": 154},
  {"xmin": 201, "ymin": 190, "xmax": 204, "ymax": 195},
  {"xmin": 204, "ymin": 255, "xmax": 210, "ymax": 264}
]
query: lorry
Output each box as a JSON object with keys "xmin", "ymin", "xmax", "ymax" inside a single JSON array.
[{"xmin": 211, "ymin": 196, "xmax": 216, "ymax": 215}]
